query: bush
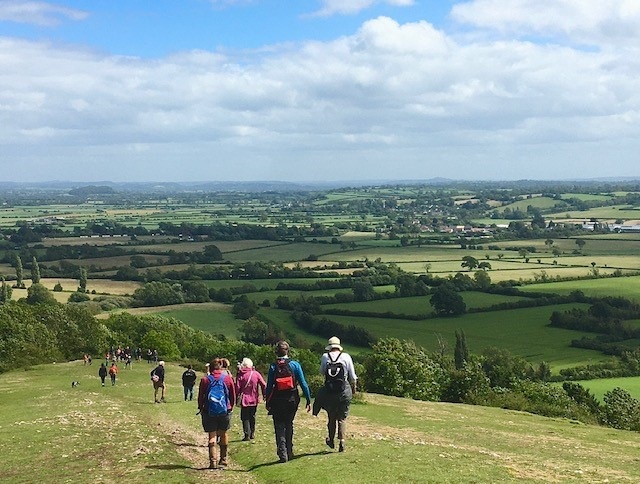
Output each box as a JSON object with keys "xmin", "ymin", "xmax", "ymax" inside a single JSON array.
[
  {"xmin": 362, "ymin": 338, "xmax": 444, "ymax": 401},
  {"xmin": 68, "ymin": 291, "xmax": 91, "ymax": 303},
  {"xmin": 602, "ymin": 387, "xmax": 640, "ymax": 431}
]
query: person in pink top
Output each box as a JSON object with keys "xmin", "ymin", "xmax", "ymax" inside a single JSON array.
[{"xmin": 235, "ymin": 357, "xmax": 266, "ymax": 441}]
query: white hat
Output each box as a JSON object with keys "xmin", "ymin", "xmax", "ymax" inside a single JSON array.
[
  {"xmin": 158, "ymin": 360, "xmax": 165, "ymax": 366},
  {"xmin": 241, "ymin": 357, "xmax": 254, "ymax": 369},
  {"xmin": 325, "ymin": 336, "xmax": 343, "ymax": 352}
]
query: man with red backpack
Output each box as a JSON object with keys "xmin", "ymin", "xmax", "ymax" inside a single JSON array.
[
  {"xmin": 265, "ymin": 341, "xmax": 311, "ymax": 463},
  {"xmin": 198, "ymin": 358, "xmax": 236, "ymax": 469}
]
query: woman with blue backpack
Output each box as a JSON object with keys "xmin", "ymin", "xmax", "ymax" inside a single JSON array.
[{"xmin": 198, "ymin": 358, "xmax": 236, "ymax": 469}]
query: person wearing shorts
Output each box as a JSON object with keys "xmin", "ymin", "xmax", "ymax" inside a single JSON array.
[
  {"xmin": 151, "ymin": 360, "xmax": 166, "ymax": 403},
  {"xmin": 198, "ymin": 358, "xmax": 236, "ymax": 469}
]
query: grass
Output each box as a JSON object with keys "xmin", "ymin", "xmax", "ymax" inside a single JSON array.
[
  {"xmin": 576, "ymin": 376, "xmax": 640, "ymax": 401},
  {"xmin": 323, "ymin": 303, "xmax": 607, "ymax": 369},
  {"xmin": 520, "ymin": 275, "xmax": 640, "ymax": 302},
  {"xmin": 1, "ymin": 361, "xmax": 640, "ymax": 483}
]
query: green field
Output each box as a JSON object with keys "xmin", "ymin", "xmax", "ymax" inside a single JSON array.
[
  {"xmin": 324, "ymin": 291, "xmax": 532, "ymax": 314},
  {"xmin": 577, "ymin": 376, "xmax": 640, "ymax": 401},
  {"xmin": 520, "ymin": 275, "xmax": 640, "ymax": 302}
]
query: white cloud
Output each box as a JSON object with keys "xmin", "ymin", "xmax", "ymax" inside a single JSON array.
[
  {"xmin": 1, "ymin": 13, "xmax": 640, "ymax": 181},
  {"xmin": 451, "ymin": 0, "xmax": 640, "ymax": 46},
  {"xmin": 0, "ymin": 0, "xmax": 88, "ymax": 26},
  {"xmin": 312, "ymin": 0, "xmax": 415, "ymax": 17}
]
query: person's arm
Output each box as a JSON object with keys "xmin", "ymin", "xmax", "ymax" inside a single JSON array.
[
  {"xmin": 265, "ymin": 364, "xmax": 275, "ymax": 400},
  {"xmin": 257, "ymin": 372, "xmax": 267, "ymax": 399},
  {"xmin": 225, "ymin": 375, "xmax": 236, "ymax": 410},
  {"xmin": 345, "ymin": 354, "xmax": 358, "ymax": 392},
  {"xmin": 292, "ymin": 361, "xmax": 312, "ymax": 409},
  {"xmin": 197, "ymin": 376, "xmax": 209, "ymax": 410},
  {"xmin": 319, "ymin": 353, "xmax": 328, "ymax": 375}
]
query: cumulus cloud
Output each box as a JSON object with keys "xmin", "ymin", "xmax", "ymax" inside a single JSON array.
[
  {"xmin": 1, "ymin": 13, "xmax": 640, "ymax": 181},
  {"xmin": 0, "ymin": 0, "xmax": 88, "ymax": 26},
  {"xmin": 312, "ymin": 0, "xmax": 415, "ymax": 17},
  {"xmin": 451, "ymin": 0, "xmax": 640, "ymax": 46}
]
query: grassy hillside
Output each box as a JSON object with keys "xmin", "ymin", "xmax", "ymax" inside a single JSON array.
[{"xmin": 1, "ymin": 361, "xmax": 639, "ymax": 483}]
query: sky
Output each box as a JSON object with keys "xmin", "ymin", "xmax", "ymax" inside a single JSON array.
[{"xmin": 1, "ymin": 0, "xmax": 640, "ymax": 183}]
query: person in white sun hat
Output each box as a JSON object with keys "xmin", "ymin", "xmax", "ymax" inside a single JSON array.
[{"xmin": 313, "ymin": 336, "xmax": 357, "ymax": 453}]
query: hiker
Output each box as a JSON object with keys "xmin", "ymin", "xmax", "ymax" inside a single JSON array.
[
  {"xmin": 265, "ymin": 341, "xmax": 311, "ymax": 463},
  {"xmin": 198, "ymin": 358, "xmax": 236, "ymax": 469},
  {"xmin": 98, "ymin": 363, "xmax": 108, "ymax": 387},
  {"xmin": 313, "ymin": 336, "xmax": 358, "ymax": 452},
  {"xmin": 182, "ymin": 364, "xmax": 197, "ymax": 401},
  {"xmin": 151, "ymin": 360, "xmax": 166, "ymax": 403},
  {"xmin": 109, "ymin": 362, "xmax": 119, "ymax": 386},
  {"xmin": 235, "ymin": 357, "xmax": 266, "ymax": 441}
]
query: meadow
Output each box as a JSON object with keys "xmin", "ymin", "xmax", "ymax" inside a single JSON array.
[{"xmin": 1, "ymin": 360, "xmax": 639, "ymax": 483}]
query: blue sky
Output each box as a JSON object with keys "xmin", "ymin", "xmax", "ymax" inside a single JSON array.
[{"xmin": 1, "ymin": 0, "xmax": 640, "ymax": 183}]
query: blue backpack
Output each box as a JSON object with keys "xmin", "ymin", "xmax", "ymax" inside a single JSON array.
[{"xmin": 207, "ymin": 374, "xmax": 229, "ymax": 416}]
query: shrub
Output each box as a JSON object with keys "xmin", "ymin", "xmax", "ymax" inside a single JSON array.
[{"xmin": 602, "ymin": 387, "xmax": 640, "ymax": 431}]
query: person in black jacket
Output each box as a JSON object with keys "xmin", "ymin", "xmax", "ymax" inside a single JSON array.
[
  {"xmin": 182, "ymin": 364, "xmax": 197, "ymax": 401},
  {"xmin": 98, "ymin": 363, "xmax": 107, "ymax": 387}
]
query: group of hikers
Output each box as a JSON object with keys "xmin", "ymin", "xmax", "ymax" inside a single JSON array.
[
  {"xmin": 198, "ymin": 336, "xmax": 357, "ymax": 469},
  {"xmin": 94, "ymin": 336, "xmax": 357, "ymax": 468}
]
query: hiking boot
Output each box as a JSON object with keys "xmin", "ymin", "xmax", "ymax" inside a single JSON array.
[
  {"xmin": 160, "ymin": 397, "xmax": 166, "ymax": 403},
  {"xmin": 325, "ymin": 438, "xmax": 335, "ymax": 449},
  {"xmin": 339, "ymin": 441, "xmax": 345, "ymax": 453},
  {"xmin": 208, "ymin": 444, "xmax": 218, "ymax": 469},
  {"xmin": 219, "ymin": 445, "xmax": 228, "ymax": 467},
  {"xmin": 242, "ymin": 435, "xmax": 250, "ymax": 441}
]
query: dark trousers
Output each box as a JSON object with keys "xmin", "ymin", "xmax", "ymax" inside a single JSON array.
[
  {"xmin": 183, "ymin": 384, "xmax": 194, "ymax": 401},
  {"xmin": 241, "ymin": 406, "xmax": 257, "ymax": 438},
  {"xmin": 272, "ymin": 407, "xmax": 297, "ymax": 461}
]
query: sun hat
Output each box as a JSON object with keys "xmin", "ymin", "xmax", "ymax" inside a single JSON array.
[
  {"xmin": 241, "ymin": 357, "xmax": 254, "ymax": 369},
  {"xmin": 325, "ymin": 336, "xmax": 343, "ymax": 352}
]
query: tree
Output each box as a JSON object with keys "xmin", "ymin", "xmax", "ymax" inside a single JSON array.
[
  {"xmin": 430, "ymin": 283, "xmax": 466, "ymax": 316},
  {"xmin": 363, "ymin": 338, "xmax": 444, "ymax": 401},
  {"xmin": 26, "ymin": 283, "xmax": 57, "ymax": 305},
  {"xmin": 477, "ymin": 261, "xmax": 491, "ymax": 271},
  {"xmin": 352, "ymin": 280, "xmax": 376, "ymax": 302},
  {"xmin": 14, "ymin": 255, "xmax": 24, "ymax": 288},
  {"xmin": 201, "ymin": 244, "xmax": 223, "ymax": 262},
  {"xmin": 68, "ymin": 291, "xmax": 90, "ymax": 303},
  {"xmin": 544, "ymin": 238, "xmax": 554, "ymax": 248},
  {"xmin": 31, "ymin": 256, "xmax": 41, "ymax": 284},
  {"xmin": 518, "ymin": 248, "xmax": 529, "ymax": 259},
  {"xmin": 461, "ymin": 256, "xmax": 479, "ymax": 271},
  {"xmin": 602, "ymin": 387, "xmax": 640, "ymax": 431},
  {"xmin": 454, "ymin": 330, "xmax": 469, "ymax": 370},
  {"xmin": 0, "ymin": 277, "xmax": 12, "ymax": 304},
  {"xmin": 473, "ymin": 270, "xmax": 491, "ymax": 290},
  {"xmin": 132, "ymin": 281, "xmax": 185, "ymax": 307},
  {"xmin": 78, "ymin": 266, "xmax": 88, "ymax": 293},
  {"xmin": 575, "ymin": 239, "xmax": 586, "ymax": 251}
]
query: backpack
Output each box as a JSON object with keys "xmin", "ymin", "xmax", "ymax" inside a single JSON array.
[
  {"xmin": 273, "ymin": 358, "xmax": 296, "ymax": 392},
  {"xmin": 324, "ymin": 352, "xmax": 346, "ymax": 393},
  {"xmin": 207, "ymin": 374, "xmax": 229, "ymax": 416}
]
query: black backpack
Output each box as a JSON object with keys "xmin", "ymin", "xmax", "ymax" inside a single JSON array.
[{"xmin": 324, "ymin": 352, "xmax": 346, "ymax": 393}]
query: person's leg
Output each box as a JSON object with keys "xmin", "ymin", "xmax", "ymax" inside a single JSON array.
[
  {"xmin": 247, "ymin": 406, "xmax": 257, "ymax": 439},
  {"xmin": 154, "ymin": 385, "xmax": 159, "ymax": 402},
  {"xmin": 183, "ymin": 385, "xmax": 188, "ymax": 401},
  {"xmin": 338, "ymin": 418, "xmax": 347, "ymax": 452},
  {"xmin": 240, "ymin": 407, "xmax": 251, "ymax": 440},
  {"xmin": 273, "ymin": 416, "xmax": 288, "ymax": 462},
  {"xmin": 285, "ymin": 414, "xmax": 295, "ymax": 460},
  {"xmin": 189, "ymin": 385, "xmax": 194, "ymax": 401},
  {"xmin": 326, "ymin": 411, "xmax": 337, "ymax": 448},
  {"xmin": 161, "ymin": 383, "xmax": 166, "ymax": 401},
  {"xmin": 208, "ymin": 431, "xmax": 218, "ymax": 469},
  {"xmin": 218, "ymin": 430, "xmax": 229, "ymax": 466}
]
